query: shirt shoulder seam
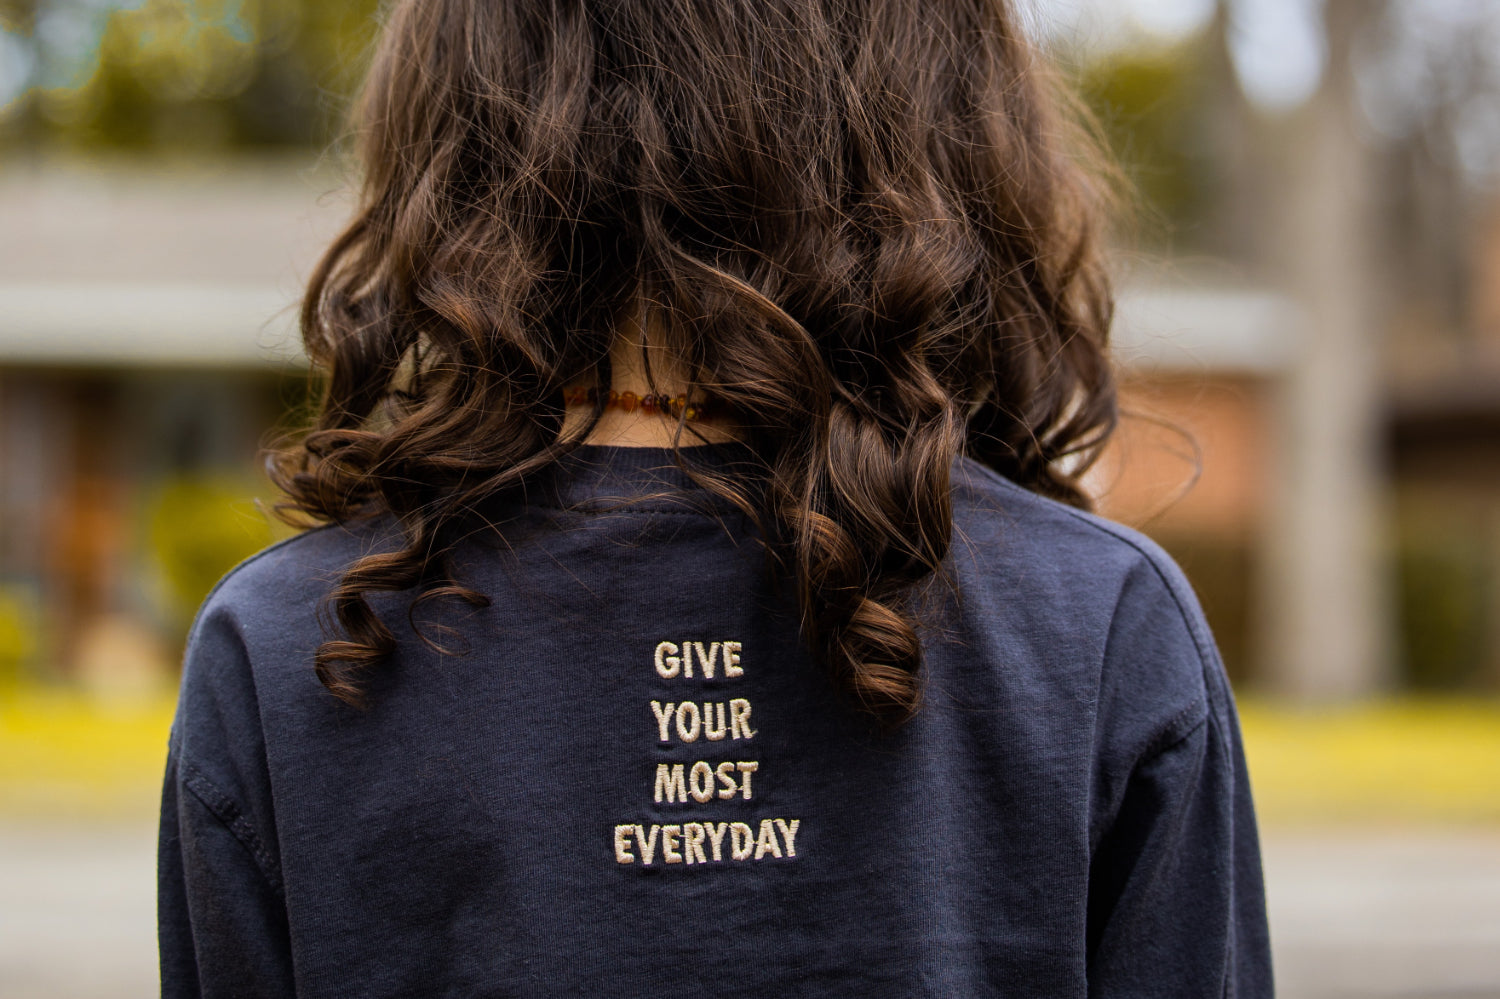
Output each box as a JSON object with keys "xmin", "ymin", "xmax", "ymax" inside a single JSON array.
[
  {"xmin": 1141, "ymin": 702, "xmax": 1211, "ymax": 762},
  {"xmin": 178, "ymin": 758, "xmax": 285, "ymax": 898}
]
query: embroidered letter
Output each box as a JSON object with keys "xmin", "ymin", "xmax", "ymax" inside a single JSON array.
[
  {"xmin": 688, "ymin": 761, "xmax": 715, "ymax": 803},
  {"xmin": 683, "ymin": 822, "xmax": 708, "ymax": 864},
  {"xmin": 650, "ymin": 701, "xmax": 675, "ymax": 742},
  {"xmin": 705, "ymin": 822, "xmax": 728, "ymax": 862},
  {"xmin": 693, "ymin": 641, "xmax": 720, "ymax": 678},
  {"xmin": 703, "ymin": 702, "xmax": 727, "ymax": 741},
  {"xmin": 634, "ymin": 825, "xmax": 659, "ymax": 865},
  {"xmin": 654, "ymin": 763, "xmax": 687, "ymax": 804},
  {"xmin": 729, "ymin": 822, "xmax": 755, "ymax": 861},
  {"xmin": 724, "ymin": 641, "xmax": 743, "ymax": 677},
  {"xmin": 614, "ymin": 824, "xmax": 636, "ymax": 864},
  {"xmin": 729, "ymin": 698, "xmax": 755, "ymax": 740},
  {"xmin": 662, "ymin": 824, "xmax": 683, "ymax": 863},
  {"xmin": 754, "ymin": 819, "xmax": 783, "ymax": 860},
  {"xmin": 714, "ymin": 761, "xmax": 738, "ymax": 799},
  {"xmin": 735, "ymin": 761, "xmax": 758, "ymax": 800},
  {"xmin": 655, "ymin": 642, "xmax": 681, "ymax": 679},
  {"xmin": 775, "ymin": 818, "xmax": 801, "ymax": 858},
  {"xmin": 675, "ymin": 701, "xmax": 701, "ymax": 743}
]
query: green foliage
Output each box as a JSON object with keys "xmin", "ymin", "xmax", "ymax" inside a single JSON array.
[
  {"xmin": 1395, "ymin": 514, "xmax": 1493, "ymax": 690},
  {"xmin": 1156, "ymin": 533, "xmax": 1254, "ymax": 685},
  {"xmin": 0, "ymin": 584, "xmax": 41, "ymax": 688},
  {"xmin": 4, "ymin": 0, "xmax": 382, "ymax": 150},
  {"xmin": 1076, "ymin": 42, "xmax": 1214, "ymax": 244},
  {"xmin": 0, "ymin": 0, "xmax": 39, "ymax": 33},
  {"xmin": 145, "ymin": 476, "xmax": 274, "ymax": 633}
]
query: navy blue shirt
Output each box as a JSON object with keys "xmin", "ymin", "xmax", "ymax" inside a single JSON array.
[{"xmin": 159, "ymin": 445, "xmax": 1272, "ymax": 996}]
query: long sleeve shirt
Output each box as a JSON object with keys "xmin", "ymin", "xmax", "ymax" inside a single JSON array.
[{"xmin": 159, "ymin": 444, "xmax": 1273, "ymax": 997}]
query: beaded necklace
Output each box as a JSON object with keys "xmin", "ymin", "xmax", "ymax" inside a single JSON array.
[{"xmin": 562, "ymin": 385, "xmax": 729, "ymax": 422}]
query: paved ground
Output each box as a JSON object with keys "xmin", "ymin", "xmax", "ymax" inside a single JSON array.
[
  {"xmin": 1264, "ymin": 831, "xmax": 1500, "ymax": 999},
  {"xmin": 1, "ymin": 822, "xmax": 159, "ymax": 999},
  {"xmin": 1, "ymin": 822, "xmax": 1497, "ymax": 997}
]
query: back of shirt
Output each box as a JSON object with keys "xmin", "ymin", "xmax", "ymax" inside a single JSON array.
[{"xmin": 159, "ymin": 445, "xmax": 1272, "ymax": 997}]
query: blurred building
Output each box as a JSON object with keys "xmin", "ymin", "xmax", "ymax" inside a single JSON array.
[
  {"xmin": 1095, "ymin": 285, "xmax": 1294, "ymax": 684},
  {"xmin": 1385, "ymin": 199, "xmax": 1500, "ymax": 692},
  {"xmin": 0, "ymin": 159, "xmax": 333, "ymax": 690},
  {"xmin": 1, "ymin": 154, "xmax": 1498, "ymax": 698}
]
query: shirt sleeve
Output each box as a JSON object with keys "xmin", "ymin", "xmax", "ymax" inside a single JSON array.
[
  {"xmin": 158, "ymin": 586, "xmax": 297, "ymax": 998},
  {"xmin": 1083, "ymin": 549, "xmax": 1273, "ymax": 998},
  {"xmin": 158, "ymin": 744, "xmax": 297, "ymax": 998},
  {"xmin": 1084, "ymin": 705, "xmax": 1272, "ymax": 997}
]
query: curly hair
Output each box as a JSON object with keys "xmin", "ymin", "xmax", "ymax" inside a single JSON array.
[{"xmin": 271, "ymin": 0, "xmax": 1118, "ymax": 725}]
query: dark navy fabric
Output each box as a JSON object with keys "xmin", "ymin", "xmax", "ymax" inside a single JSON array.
[{"xmin": 158, "ymin": 444, "xmax": 1273, "ymax": 997}]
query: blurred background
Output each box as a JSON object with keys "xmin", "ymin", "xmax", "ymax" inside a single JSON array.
[{"xmin": 0, "ymin": 0, "xmax": 1498, "ymax": 995}]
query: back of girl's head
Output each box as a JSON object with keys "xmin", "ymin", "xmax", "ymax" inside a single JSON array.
[{"xmin": 276, "ymin": 0, "xmax": 1118, "ymax": 724}]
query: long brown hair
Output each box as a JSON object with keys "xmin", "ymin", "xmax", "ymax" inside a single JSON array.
[{"xmin": 272, "ymin": 0, "xmax": 1117, "ymax": 724}]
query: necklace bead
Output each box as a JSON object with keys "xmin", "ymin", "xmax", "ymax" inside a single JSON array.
[{"xmin": 563, "ymin": 386, "xmax": 725, "ymax": 422}]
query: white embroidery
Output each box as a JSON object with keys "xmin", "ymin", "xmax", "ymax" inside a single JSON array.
[
  {"xmin": 729, "ymin": 698, "xmax": 755, "ymax": 740},
  {"xmin": 735, "ymin": 761, "xmax": 758, "ymax": 799},
  {"xmin": 617, "ymin": 819, "xmax": 801, "ymax": 864},
  {"xmin": 620, "ymin": 640, "xmax": 801, "ymax": 870},
  {"xmin": 654, "ymin": 640, "xmax": 741, "ymax": 679},
  {"xmin": 651, "ymin": 701, "xmax": 750, "ymax": 743},
  {"xmin": 714, "ymin": 761, "xmax": 738, "ymax": 799},
  {"xmin": 729, "ymin": 822, "xmax": 754, "ymax": 861},
  {"xmin": 683, "ymin": 822, "xmax": 708, "ymax": 864},
  {"xmin": 754, "ymin": 819, "xmax": 783, "ymax": 859},
  {"xmin": 688, "ymin": 762, "xmax": 715, "ymax": 803},
  {"xmin": 614, "ymin": 824, "xmax": 636, "ymax": 863},
  {"xmin": 702, "ymin": 702, "xmax": 727, "ymax": 741},
  {"xmin": 655, "ymin": 641, "xmax": 682, "ymax": 679},
  {"xmin": 675, "ymin": 701, "xmax": 702, "ymax": 743},
  {"xmin": 634, "ymin": 824, "xmax": 659, "ymax": 865},
  {"xmin": 661, "ymin": 824, "xmax": 683, "ymax": 863},
  {"xmin": 650, "ymin": 701, "xmax": 674, "ymax": 742},
  {"xmin": 775, "ymin": 818, "xmax": 800, "ymax": 857},
  {"xmin": 654, "ymin": 763, "xmax": 687, "ymax": 804},
  {"xmin": 705, "ymin": 822, "xmax": 728, "ymax": 861},
  {"xmin": 694, "ymin": 641, "xmax": 720, "ymax": 678}
]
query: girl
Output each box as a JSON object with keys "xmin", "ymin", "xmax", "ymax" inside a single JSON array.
[{"xmin": 159, "ymin": 0, "xmax": 1272, "ymax": 995}]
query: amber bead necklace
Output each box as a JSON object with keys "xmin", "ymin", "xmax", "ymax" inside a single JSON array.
[{"xmin": 561, "ymin": 385, "xmax": 729, "ymax": 422}]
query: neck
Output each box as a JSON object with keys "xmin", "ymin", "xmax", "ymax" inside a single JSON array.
[{"xmin": 561, "ymin": 307, "xmax": 738, "ymax": 448}]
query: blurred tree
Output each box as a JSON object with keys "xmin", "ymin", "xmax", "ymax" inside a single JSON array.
[
  {"xmin": 1070, "ymin": 3, "xmax": 1266, "ymax": 258},
  {"xmin": 1076, "ymin": 40, "xmax": 1212, "ymax": 248},
  {"xmin": 0, "ymin": 584, "xmax": 41, "ymax": 688},
  {"xmin": 0, "ymin": 0, "xmax": 38, "ymax": 32},
  {"xmin": 1, "ymin": 0, "xmax": 380, "ymax": 150},
  {"xmin": 1364, "ymin": 1, "xmax": 1500, "ymax": 351},
  {"xmin": 145, "ymin": 475, "xmax": 273, "ymax": 638},
  {"xmin": 1397, "ymin": 514, "xmax": 1491, "ymax": 690},
  {"xmin": 1258, "ymin": 0, "xmax": 1393, "ymax": 702}
]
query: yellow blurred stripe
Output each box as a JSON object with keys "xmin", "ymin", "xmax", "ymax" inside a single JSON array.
[
  {"xmin": 0, "ymin": 690, "xmax": 175, "ymax": 819},
  {"xmin": 1, "ymin": 689, "xmax": 1497, "ymax": 823},
  {"xmin": 1240, "ymin": 698, "xmax": 1500, "ymax": 826}
]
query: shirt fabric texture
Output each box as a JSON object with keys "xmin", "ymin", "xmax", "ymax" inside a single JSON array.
[{"xmin": 158, "ymin": 443, "xmax": 1274, "ymax": 997}]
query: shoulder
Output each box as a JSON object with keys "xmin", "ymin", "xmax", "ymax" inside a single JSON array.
[
  {"xmin": 173, "ymin": 520, "xmax": 396, "ymax": 751},
  {"xmin": 950, "ymin": 457, "xmax": 1230, "ymax": 755},
  {"xmin": 181, "ymin": 515, "xmax": 402, "ymax": 686},
  {"xmin": 952, "ymin": 456, "xmax": 1199, "ymax": 605},
  {"xmin": 951, "ymin": 456, "xmax": 1213, "ymax": 651},
  {"xmin": 193, "ymin": 519, "xmax": 399, "ymax": 633}
]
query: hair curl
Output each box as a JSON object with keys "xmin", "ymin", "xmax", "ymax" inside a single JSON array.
[{"xmin": 272, "ymin": 0, "xmax": 1118, "ymax": 725}]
